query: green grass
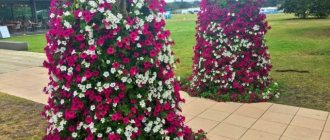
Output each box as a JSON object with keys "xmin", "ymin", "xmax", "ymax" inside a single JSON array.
[
  {"xmin": 1, "ymin": 34, "xmax": 46, "ymax": 53},
  {"xmin": 0, "ymin": 92, "xmax": 46, "ymax": 140},
  {"xmin": 168, "ymin": 14, "xmax": 330, "ymax": 111},
  {"xmin": 265, "ymin": 14, "xmax": 330, "ymax": 111},
  {"xmin": 1, "ymin": 14, "xmax": 330, "ymax": 111},
  {"xmin": 167, "ymin": 14, "xmax": 197, "ymax": 78}
]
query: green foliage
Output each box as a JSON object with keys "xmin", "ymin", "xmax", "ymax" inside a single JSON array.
[
  {"xmin": 280, "ymin": 0, "xmax": 330, "ymax": 18},
  {"xmin": 264, "ymin": 0, "xmax": 279, "ymax": 6},
  {"xmin": 0, "ymin": 6, "xmax": 32, "ymax": 19},
  {"xmin": 310, "ymin": 0, "xmax": 330, "ymax": 18},
  {"xmin": 263, "ymin": 0, "xmax": 285, "ymax": 7}
]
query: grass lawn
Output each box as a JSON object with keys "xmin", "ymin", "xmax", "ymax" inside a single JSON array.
[
  {"xmin": 0, "ymin": 34, "xmax": 46, "ymax": 53},
  {"xmin": 0, "ymin": 92, "xmax": 46, "ymax": 139},
  {"xmin": 1, "ymin": 14, "xmax": 329, "ymax": 111},
  {"xmin": 262, "ymin": 14, "xmax": 330, "ymax": 111},
  {"xmin": 168, "ymin": 14, "xmax": 330, "ymax": 111}
]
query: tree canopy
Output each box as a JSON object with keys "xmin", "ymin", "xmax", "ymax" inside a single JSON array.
[{"xmin": 280, "ymin": 0, "xmax": 330, "ymax": 18}]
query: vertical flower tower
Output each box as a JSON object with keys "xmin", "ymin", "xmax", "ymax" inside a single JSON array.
[
  {"xmin": 189, "ymin": 0, "xmax": 279, "ymax": 102},
  {"xmin": 43, "ymin": 0, "xmax": 205, "ymax": 139}
]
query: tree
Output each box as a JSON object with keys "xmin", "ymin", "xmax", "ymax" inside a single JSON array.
[
  {"xmin": 310, "ymin": 0, "xmax": 330, "ymax": 18},
  {"xmin": 264, "ymin": 0, "xmax": 278, "ymax": 7},
  {"xmin": 280, "ymin": 0, "xmax": 330, "ymax": 18},
  {"xmin": 280, "ymin": 0, "xmax": 312, "ymax": 18},
  {"xmin": 187, "ymin": 0, "xmax": 279, "ymax": 102},
  {"xmin": 263, "ymin": 0, "xmax": 285, "ymax": 7},
  {"xmin": 42, "ymin": 0, "xmax": 205, "ymax": 139}
]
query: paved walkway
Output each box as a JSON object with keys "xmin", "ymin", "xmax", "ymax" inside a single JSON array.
[
  {"xmin": 0, "ymin": 49, "xmax": 330, "ymax": 140},
  {"xmin": 181, "ymin": 94, "xmax": 330, "ymax": 140},
  {"xmin": 0, "ymin": 49, "xmax": 44, "ymax": 74},
  {"xmin": 0, "ymin": 67, "xmax": 48, "ymax": 104}
]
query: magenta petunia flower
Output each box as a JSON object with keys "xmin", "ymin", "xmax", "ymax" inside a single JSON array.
[{"xmin": 106, "ymin": 46, "xmax": 115, "ymax": 55}]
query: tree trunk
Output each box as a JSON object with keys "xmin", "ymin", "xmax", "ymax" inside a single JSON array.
[
  {"xmin": 302, "ymin": 13, "xmax": 307, "ymax": 19},
  {"xmin": 116, "ymin": 0, "xmax": 128, "ymax": 16}
]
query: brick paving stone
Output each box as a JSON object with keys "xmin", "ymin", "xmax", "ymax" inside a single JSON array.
[
  {"xmin": 0, "ymin": 49, "xmax": 44, "ymax": 74},
  {"xmin": 261, "ymin": 111, "xmax": 294, "ymax": 124},
  {"xmin": 242, "ymin": 102, "xmax": 273, "ymax": 110},
  {"xmin": 268, "ymin": 104, "xmax": 299, "ymax": 115},
  {"xmin": 222, "ymin": 114, "xmax": 257, "ymax": 128},
  {"xmin": 283, "ymin": 125, "xmax": 322, "ymax": 140},
  {"xmin": 280, "ymin": 136, "xmax": 299, "ymax": 140},
  {"xmin": 296, "ymin": 108, "xmax": 329, "ymax": 120},
  {"xmin": 251, "ymin": 120, "xmax": 287, "ymax": 135},
  {"xmin": 320, "ymin": 131, "xmax": 330, "ymax": 140},
  {"xmin": 209, "ymin": 123, "xmax": 248, "ymax": 139},
  {"xmin": 0, "ymin": 67, "xmax": 48, "ymax": 104},
  {"xmin": 207, "ymin": 134, "xmax": 235, "ymax": 140},
  {"xmin": 198, "ymin": 109, "xmax": 230, "ymax": 122},
  {"xmin": 233, "ymin": 105, "xmax": 266, "ymax": 119},
  {"xmin": 241, "ymin": 129, "xmax": 280, "ymax": 140},
  {"xmin": 290, "ymin": 115, "xmax": 326, "ymax": 130},
  {"xmin": 182, "ymin": 98, "xmax": 216, "ymax": 116},
  {"xmin": 210, "ymin": 102, "xmax": 242, "ymax": 113},
  {"xmin": 183, "ymin": 113, "xmax": 195, "ymax": 124},
  {"xmin": 324, "ymin": 117, "xmax": 330, "ymax": 132},
  {"xmin": 186, "ymin": 117, "xmax": 219, "ymax": 132}
]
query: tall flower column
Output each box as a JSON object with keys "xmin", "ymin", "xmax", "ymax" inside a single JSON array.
[
  {"xmin": 189, "ymin": 0, "xmax": 279, "ymax": 102},
  {"xmin": 43, "ymin": 0, "xmax": 205, "ymax": 139}
]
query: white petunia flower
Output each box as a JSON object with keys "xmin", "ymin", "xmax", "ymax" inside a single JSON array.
[
  {"xmin": 72, "ymin": 132, "xmax": 78, "ymax": 138},
  {"xmin": 103, "ymin": 72, "xmax": 110, "ymax": 77},
  {"xmin": 111, "ymin": 68, "xmax": 116, "ymax": 74},
  {"xmin": 97, "ymin": 133, "xmax": 103, "ymax": 138},
  {"xmin": 139, "ymin": 100, "xmax": 146, "ymax": 108},
  {"xmin": 90, "ymin": 105, "xmax": 95, "ymax": 111}
]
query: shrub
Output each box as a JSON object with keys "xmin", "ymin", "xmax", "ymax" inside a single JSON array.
[
  {"xmin": 42, "ymin": 0, "xmax": 205, "ymax": 139},
  {"xmin": 188, "ymin": 0, "xmax": 279, "ymax": 102}
]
